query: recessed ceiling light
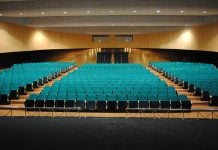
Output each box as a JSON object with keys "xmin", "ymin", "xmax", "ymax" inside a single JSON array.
[
  {"xmin": 180, "ymin": 10, "xmax": 184, "ymax": 13},
  {"xmin": 133, "ymin": 10, "xmax": 137, "ymax": 13},
  {"xmin": 86, "ymin": 10, "xmax": 90, "ymax": 14},
  {"xmin": 111, "ymin": 24, "xmax": 114, "ymax": 26},
  {"xmin": 19, "ymin": 12, "xmax": 23, "ymax": 15},
  {"xmin": 64, "ymin": 11, "xmax": 67, "ymax": 14},
  {"xmin": 0, "ymin": 13, "xmax": 2, "ymax": 16},
  {"xmin": 41, "ymin": 12, "xmax": 45, "ymax": 15},
  {"xmin": 109, "ymin": 10, "xmax": 114, "ymax": 13},
  {"xmin": 203, "ymin": 11, "xmax": 207, "ymax": 14},
  {"xmin": 156, "ymin": 10, "xmax": 160, "ymax": 13}
]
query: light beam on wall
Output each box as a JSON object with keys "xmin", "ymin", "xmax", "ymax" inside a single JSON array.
[
  {"xmin": 175, "ymin": 29, "xmax": 195, "ymax": 49},
  {"xmin": 180, "ymin": 29, "xmax": 193, "ymax": 43},
  {"xmin": 29, "ymin": 30, "xmax": 51, "ymax": 49},
  {"xmin": 33, "ymin": 30, "xmax": 47, "ymax": 43}
]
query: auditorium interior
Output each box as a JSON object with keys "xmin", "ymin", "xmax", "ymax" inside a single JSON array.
[{"xmin": 0, "ymin": 0, "xmax": 218, "ymax": 150}]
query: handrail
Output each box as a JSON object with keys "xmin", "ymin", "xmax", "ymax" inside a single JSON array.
[
  {"xmin": 126, "ymin": 108, "xmax": 218, "ymax": 112},
  {"xmin": 0, "ymin": 106, "xmax": 81, "ymax": 111},
  {"xmin": 0, "ymin": 106, "xmax": 218, "ymax": 119},
  {"xmin": 0, "ymin": 106, "xmax": 218, "ymax": 112}
]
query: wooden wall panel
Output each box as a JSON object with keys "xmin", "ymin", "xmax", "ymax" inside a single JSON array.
[
  {"xmin": 133, "ymin": 28, "xmax": 199, "ymax": 50},
  {"xmin": 0, "ymin": 22, "xmax": 93, "ymax": 53},
  {"xmin": 0, "ymin": 21, "xmax": 217, "ymax": 53}
]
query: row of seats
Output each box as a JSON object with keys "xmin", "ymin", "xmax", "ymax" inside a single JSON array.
[
  {"xmin": 40, "ymin": 81, "xmax": 177, "ymax": 95},
  {"xmin": 25, "ymin": 93, "xmax": 190, "ymax": 111},
  {"xmin": 0, "ymin": 62, "xmax": 76, "ymax": 104},
  {"xmin": 25, "ymin": 63, "xmax": 191, "ymax": 111},
  {"xmin": 150, "ymin": 62, "xmax": 218, "ymax": 106}
]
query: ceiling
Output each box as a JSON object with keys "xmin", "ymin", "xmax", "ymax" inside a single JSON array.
[{"xmin": 0, "ymin": 0, "xmax": 217, "ymax": 35}]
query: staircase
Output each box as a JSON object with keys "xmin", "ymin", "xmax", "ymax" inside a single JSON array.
[
  {"xmin": 147, "ymin": 67, "xmax": 213, "ymax": 109},
  {"xmin": 9, "ymin": 67, "xmax": 78, "ymax": 107}
]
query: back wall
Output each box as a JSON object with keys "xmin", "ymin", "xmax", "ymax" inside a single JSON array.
[
  {"xmin": 0, "ymin": 21, "xmax": 217, "ymax": 53},
  {"xmin": 0, "ymin": 49, "xmax": 217, "ymax": 69}
]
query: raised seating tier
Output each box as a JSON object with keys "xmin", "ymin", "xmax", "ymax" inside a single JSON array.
[
  {"xmin": 25, "ymin": 63, "xmax": 191, "ymax": 111},
  {"xmin": 150, "ymin": 62, "xmax": 218, "ymax": 106},
  {"xmin": 0, "ymin": 62, "xmax": 76, "ymax": 104}
]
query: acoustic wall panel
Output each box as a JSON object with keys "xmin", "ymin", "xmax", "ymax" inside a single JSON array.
[{"xmin": 0, "ymin": 21, "xmax": 217, "ymax": 53}]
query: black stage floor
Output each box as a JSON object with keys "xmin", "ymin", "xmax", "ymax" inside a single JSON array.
[{"xmin": 0, "ymin": 117, "xmax": 217, "ymax": 150}]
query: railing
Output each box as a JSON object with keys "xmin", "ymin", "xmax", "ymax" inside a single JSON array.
[
  {"xmin": 126, "ymin": 108, "xmax": 218, "ymax": 119},
  {"xmin": 0, "ymin": 106, "xmax": 218, "ymax": 119},
  {"xmin": 0, "ymin": 106, "xmax": 81, "ymax": 118}
]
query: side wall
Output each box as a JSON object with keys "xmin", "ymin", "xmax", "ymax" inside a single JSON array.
[
  {"xmin": 134, "ymin": 23, "xmax": 218, "ymax": 51},
  {"xmin": 0, "ymin": 21, "xmax": 217, "ymax": 53},
  {"xmin": 0, "ymin": 22, "xmax": 92, "ymax": 53}
]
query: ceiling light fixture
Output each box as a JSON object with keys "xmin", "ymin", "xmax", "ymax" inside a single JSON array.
[
  {"xmin": 133, "ymin": 10, "xmax": 137, "ymax": 13},
  {"xmin": 203, "ymin": 10, "xmax": 207, "ymax": 14},
  {"xmin": 156, "ymin": 10, "xmax": 160, "ymax": 13},
  {"xmin": 86, "ymin": 10, "xmax": 90, "ymax": 14},
  {"xmin": 111, "ymin": 24, "xmax": 114, "ymax": 26},
  {"xmin": 19, "ymin": 12, "xmax": 23, "ymax": 15},
  {"xmin": 109, "ymin": 10, "xmax": 114, "ymax": 13},
  {"xmin": 180, "ymin": 10, "xmax": 184, "ymax": 13},
  {"xmin": 41, "ymin": 12, "xmax": 45, "ymax": 15},
  {"xmin": 0, "ymin": 13, "xmax": 2, "ymax": 16},
  {"xmin": 64, "ymin": 11, "xmax": 67, "ymax": 14}
]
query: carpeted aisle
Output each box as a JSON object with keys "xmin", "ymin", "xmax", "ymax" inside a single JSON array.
[{"xmin": 0, "ymin": 117, "xmax": 217, "ymax": 150}]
